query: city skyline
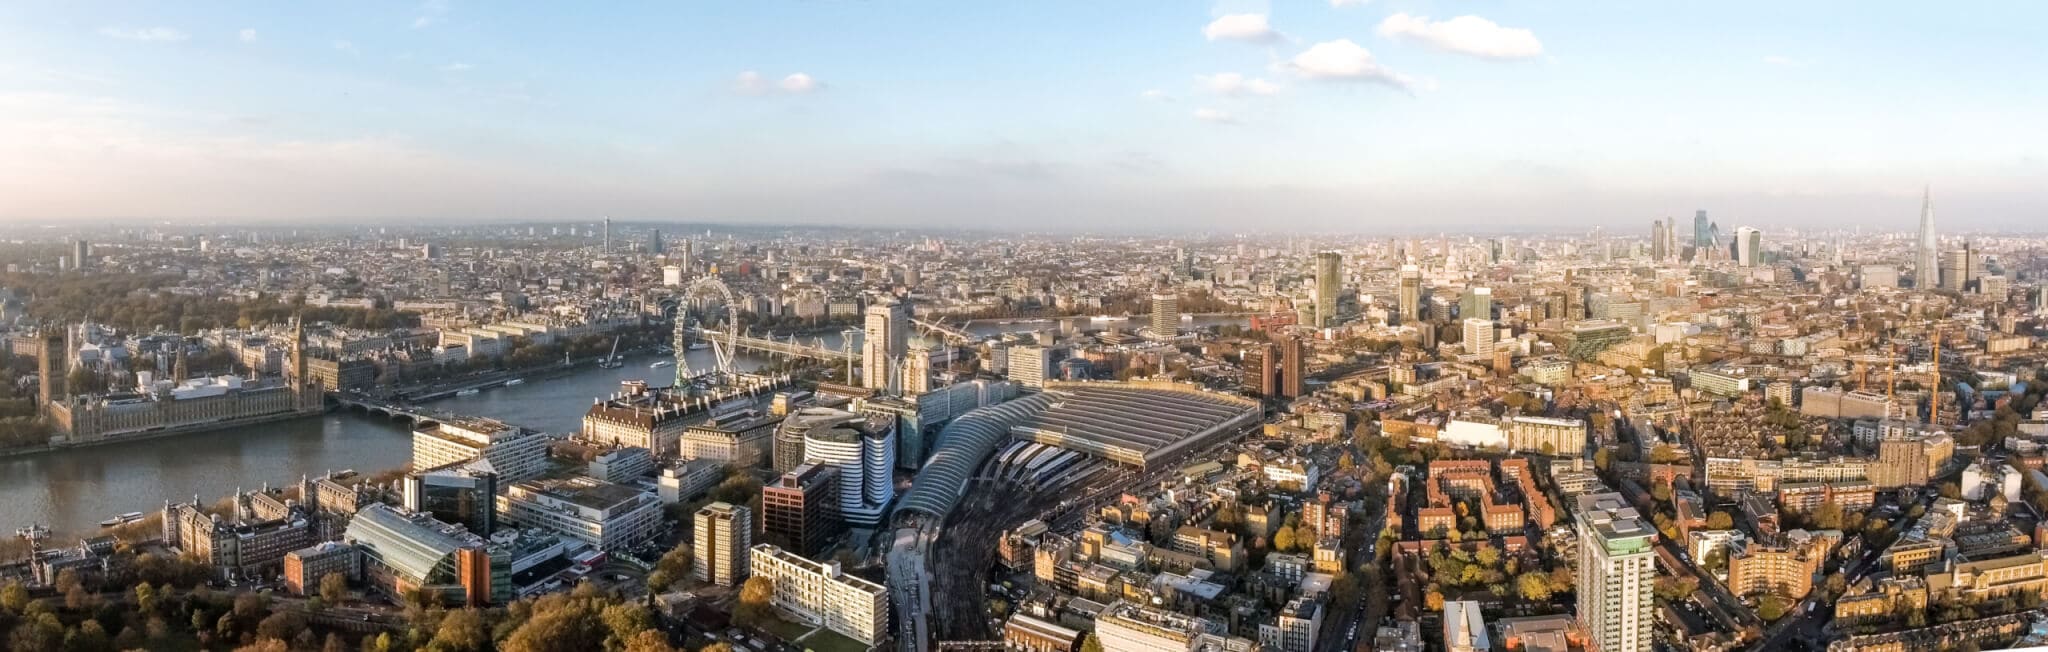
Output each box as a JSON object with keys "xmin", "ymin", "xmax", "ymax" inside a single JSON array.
[{"xmin": 3, "ymin": 2, "xmax": 2045, "ymax": 230}]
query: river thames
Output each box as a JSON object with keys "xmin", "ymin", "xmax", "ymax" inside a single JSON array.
[{"xmin": 0, "ymin": 315, "xmax": 1243, "ymax": 537}]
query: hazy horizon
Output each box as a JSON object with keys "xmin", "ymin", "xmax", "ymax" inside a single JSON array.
[{"xmin": 3, "ymin": 2, "xmax": 2044, "ymax": 230}]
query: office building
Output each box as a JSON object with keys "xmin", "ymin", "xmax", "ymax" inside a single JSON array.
[
  {"xmin": 1463, "ymin": 318, "xmax": 1495, "ymax": 356},
  {"xmin": 863, "ymin": 300, "xmax": 910, "ymax": 391},
  {"xmin": 412, "ymin": 417, "xmax": 551, "ymax": 484},
  {"xmin": 1094, "ymin": 601, "xmax": 1250, "ymax": 652},
  {"xmin": 1149, "ymin": 291, "xmax": 1179, "ymax": 340},
  {"xmin": 1278, "ymin": 335, "xmax": 1306, "ymax": 399},
  {"xmin": 903, "ymin": 336, "xmax": 935, "ymax": 396},
  {"xmin": 1242, "ymin": 342, "xmax": 1278, "ymax": 397},
  {"xmin": 748, "ymin": 544, "xmax": 890, "ymax": 646},
  {"xmin": 343, "ymin": 504, "xmax": 500, "ymax": 607},
  {"xmin": 1576, "ymin": 492, "xmax": 1655, "ymax": 652},
  {"xmin": 763, "ymin": 463, "xmax": 841, "ymax": 557},
  {"xmin": 1917, "ymin": 187, "xmax": 1939, "ymax": 287},
  {"xmin": 1861, "ymin": 264, "xmax": 1899, "ymax": 289},
  {"xmin": 1735, "ymin": 226, "xmax": 1762, "ymax": 267},
  {"xmin": 1313, "ymin": 251, "xmax": 1342, "ymax": 328},
  {"xmin": 694, "ymin": 502, "xmax": 751, "ymax": 587},
  {"xmin": 1008, "ymin": 344, "xmax": 1055, "ymax": 390},
  {"xmin": 496, "ymin": 477, "xmax": 664, "ymax": 552},
  {"xmin": 163, "ymin": 499, "xmax": 315, "ymax": 582},
  {"xmin": 282, "ymin": 541, "xmax": 358, "ymax": 596},
  {"xmin": 1260, "ymin": 595, "xmax": 1323, "ymax": 652},
  {"xmin": 802, "ymin": 409, "xmax": 897, "ymax": 527},
  {"xmin": 776, "ymin": 407, "xmax": 876, "ymax": 473},
  {"xmin": 1460, "ymin": 287, "xmax": 1491, "ymax": 321},
  {"xmin": 72, "ymin": 240, "xmax": 90, "ymax": 269},
  {"xmin": 1397, "ymin": 265, "xmax": 1422, "ymax": 324},
  {"xmin": 657, "ymin": 458, "xmax": 725, "ymax": 504},
  {"xmin": 1650, "ymin": 220, "xmax": 1668, "ymax": 261},
  {"xmin": 402, "ymin": 460, "xmax": 498, "ymax": 536},
  {"xmin": 1944, "ymin": 245, "xmax": 1977, "ymax": 292},
  {"xmin": 1694, "ymin": 210, "xmax": 1712, "ymax": 250}
]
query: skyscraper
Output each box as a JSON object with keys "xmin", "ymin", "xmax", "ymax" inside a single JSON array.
[
  {"xmin": 71, "ymin": 240, "xmax": 90, "ymax": 269},
  {"xmin": 694, "ymin": 501, "xmax": 751, "ymax": 587},
  {"xmin": 1943, "ymin": 244, "xmax": 1976, "ymax": 292},
  {"xmin": 1463, "ymin": 318, "xmax": 1495, "ymax": 356},
  {"xmin": 650, "ymin": 229, "xmax": 664, "ymax": 255},
  {"xmin": 903, "ymin": 337, "xmax": 933, "ymax": 397},
  {"xmin": 1917, "ymin": 187, "xmax": 1939, "ymax": 288},
  {"xmin": 862, "ymin": 300, "xmax": 909, "ymax": 392},
  {"xmin": 602, "ymin": 218, "xmax": 612, "ymax": 253},
  {"xmin": 1692, "ymin": 210, "xmax": 1711, "ymax": 249},
  {"xmin": 762, "ymin": 463, "xmax": 840, "ymax": 558},
  {"xmin": 1278, "ymin": 334, "xmax": 1306, "ymax": 399},
  {"xmin": 1397, "ymin": 265, "xmax": 1422, "ymax": 324},
  {"xmin": 1650, "ymin": 220, "xmax": 1667, "ymax": 261},
  {"xmin": 1313, "ymin": 251, "xmax": 1342, "ymax": 328},
  {"xmin": 1149, "ymin": 291, "xmax": 1179, "ymax": 340},
  {"xmin": 1460, "ymin": 287, "xmax": 1491, "ymax": 321},
  {"xmin": 1576, "ymin": 493, "xmax": 1655, "ymax": 652},
  {"xmin": 800, "ymin": 410, "xmax": 896, "ymax": 528},
  {"xmin": 1735, "ymin": 227, "xmax": 1762, "ymax": 267}
]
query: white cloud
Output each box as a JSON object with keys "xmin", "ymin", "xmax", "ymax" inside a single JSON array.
[
  {"xmin": 779, "ymin": 73, "xmax": 820, "ymax": 93},
  {"xmin": 333, "ymin": 40, "xmax": 358, "ymax": 55},
  {"xmin": 1140, "ymin": 89, "xmax": 1174, "ymax": 102},
  {"xmin": 1377, "ymin": 13, "xmax": 1543, "ymax": 60},
  {"xmin": 1285, "ymin": 39, "xmax": 1415, "ymax": 90},
  {"xmin": 735, "ymin": 71, "xmax": 822, "ymax": 96},
  {"xmin": 412, "ymin": 0, "xmax": 449, "ymax": 29},
  {"xmin": 1193, "ymin": 107, "xmax": 1238, "ymax": 124},
  {"xmin": 1203, "ymin": 73, "xmax": 1281, "ymax": 97},
  {"xmin": 1330, "ymin": 0, "xmax": 1370, "ymax": 6},
  {"xmin": 440, "ymin": 62, "xmax": 473, "ymax": 73},
  {"xmin": 1204, "ymin": 14, "xmax": 1278, "ymax": 43},
  {"xmin": 238, "ymin": 28, "xmax": 257, "ymax": 42},
  {"xmin": 98, "ymin": 27, "xmax": 189, "ymax": 42}
]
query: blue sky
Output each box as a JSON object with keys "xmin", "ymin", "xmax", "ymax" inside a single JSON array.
[{"xmin": 1, "ymin": 1, "xmax": 2043, "ymax": 232}]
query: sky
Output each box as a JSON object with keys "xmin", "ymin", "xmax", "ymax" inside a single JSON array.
[{"xmin": 1, "ymin": 1, "xmax": 2044, "ymax": 233}]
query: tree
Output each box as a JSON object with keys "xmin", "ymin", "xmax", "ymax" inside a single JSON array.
[
  {"xmin": 1706, "ymin": 511, "xmax": 1735, "ymax": 530},
  {"xmin": 622, "ymin": 630, "xmax": 677, "ymax": 652},
  {"xmin": 320, "ymin": 572, "xmax": 349, "ymax": 604},
  {"xmin": 501, "ymin": 597, "xmax": 608, "ymax": 652},
  {"xmin": 256, "ymin": 611, "xmax": 307, "ymax": 642},
  {"xmin": 1516, "ymin": 572, "xmax": 1554, "ymax": 601},
  {"xmin": 1425, "ymin": 589, "xmax": 1446, "ymax": 611},
  {"xmin": 1757, "ymin": 595, "xmax": 1789, "ymax": 621},
  {"xmin": 324, "ymin": 632, "xmax": 349, "ymax": 652},
  {"xmin": 601, "ymin": 603, "xmax": 653, "ymax": 649},
  {"xmin": 1273, "ymin": 525, "xmax": 1298, "ymax": 553},
  {"xmin": 1, "ymin": 581, "xmax": 29, "ymax": 613},
  {"xmin": 427, "ymin": 607, "xmax": 489, "ymax": 652},
  {"xmin": 1594, "ymin": 448, "xmax": 1612, "ymax": 472},
  {"xmin": 735, "ymin": 576, "xmax": 776, "ymax": 626},
  {"xmin": 1080, "ymin": 634, "xmax": 1104, "ymax": 652},
  {"xmin": 135, "ymin": 582, "xmax": 161, "ymax": 614},
  {"xmin": 699, "ymin": 644, "xmax": 734, "ymax": 652}
]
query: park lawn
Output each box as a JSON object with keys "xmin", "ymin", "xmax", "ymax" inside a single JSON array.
[{"xmin": 797, "ymin": 628, "xmax": 870, "ymax": 652}]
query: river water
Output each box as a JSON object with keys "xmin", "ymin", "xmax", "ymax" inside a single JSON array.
[{"xmin": 0, "ymin": 315, "xmax": 1244, "ymax": 538}]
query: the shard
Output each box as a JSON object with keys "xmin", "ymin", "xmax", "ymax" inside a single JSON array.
[{"xmin": 1917, "ymin": 186, "xmax": 1938, "ymax": 286}]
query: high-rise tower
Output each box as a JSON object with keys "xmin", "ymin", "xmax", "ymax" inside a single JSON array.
[
  {"xmin": 1397, "ymin": 265, "xmax": 1422, "ymax": 324},
  {"xmin": 1313, "ymin": 251, "xmax": 1342, "ymax": 328},
  {"xmin": 1917, "ymin": 187, "xmax": 1939, "ymax": 288},
  {"xmin": 1692, "ymin": 210, "xmax": 1710, "ymax": 249},
  {"xmin": 1148, "ymin": 291, "xmax": 1179, "ymax": 340},
  {"xmin": 1650, "ymin": 220, "xmax": 1668, "ymax": 261},
  {"xmin": 1576, "ymin": 493, "xmax": 1656, "ymax": 652},
  {"xmin": 862, "ymin": 300, "xmax": 909, "ymax": 392}
]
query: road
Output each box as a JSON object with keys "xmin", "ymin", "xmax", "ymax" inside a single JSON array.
[{"xmin": 1745, "ymin": 496, "xmax": 1927, "ymax": 652}]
